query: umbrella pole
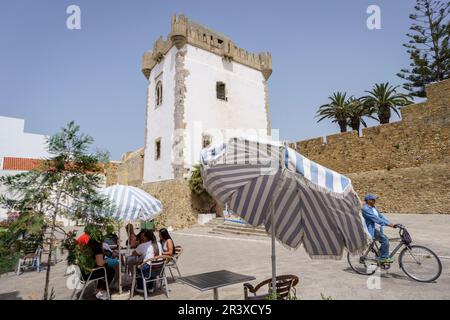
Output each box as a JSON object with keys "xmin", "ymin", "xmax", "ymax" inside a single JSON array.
[
  {"xmin": 271, "ymin": 203, "xmax": 277, "ymax": 296},
  {"xmin": 118, "ymin": 222, "xmax": 122, "ymax": 294}
]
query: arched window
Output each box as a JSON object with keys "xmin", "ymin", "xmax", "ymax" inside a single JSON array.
[{"xmin": 155, "ymin": 81, "xmax": 163, "ymax": 107}]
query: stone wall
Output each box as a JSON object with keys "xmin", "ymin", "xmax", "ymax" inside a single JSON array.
[
  {"xmin": 104, "ymin": 161, "xmax": 120, "ymax": 186},
  {"xmin": 140, "ymin": 179, "xmax": 197, "ymax": 229},
  {"xmin": 105, "ymin": 148, "xmax": 145, "ymax": 187},
  {"xmin": 105, "ymin": 150, "xmax": 198, "ymax": 229},
  {"xmin": 292, "ymin": 79, "xmax": 450, "ymax": 214},
  {"xmin": 348, "ymin": 164, "xmax": 449, "ymax": 214}
]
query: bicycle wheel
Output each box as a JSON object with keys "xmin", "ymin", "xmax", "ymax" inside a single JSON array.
[
  {"xmin": 347, "ymin": 250, "xmax": 378, "ymax": 275},
  {"xmin": 399, "ymin": 245, "xmax": 442, "ymax": 282}
]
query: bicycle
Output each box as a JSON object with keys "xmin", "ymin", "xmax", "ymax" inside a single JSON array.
[{"xmin": 347, "ymin": 225, "xmax": 442, "ymax": 282}]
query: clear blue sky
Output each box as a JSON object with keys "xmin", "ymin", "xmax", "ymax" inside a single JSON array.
[{"xmin": 0, "ymin": 0, "xmax": 415, "ymax": 160}]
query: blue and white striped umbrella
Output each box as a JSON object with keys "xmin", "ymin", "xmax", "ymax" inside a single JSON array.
[
  {"xmin": 99, "ymin": 185, "xmax": 162, "ymax": 222},
  {"xmin": 201, "ymin": 137, "xmax": 368, "ymax": 258},
  {"xmin": 201, "ymin": 137, "xmax": 369, "ymax": 293}
]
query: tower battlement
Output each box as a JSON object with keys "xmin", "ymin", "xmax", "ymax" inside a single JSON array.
[{"xmin": 142, "ymin": 14, "xmax": 272, "ymax": 80}]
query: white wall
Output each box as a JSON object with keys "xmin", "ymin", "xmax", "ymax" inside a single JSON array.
[
  {"xmin": 0, "ymin": 117, "xmax": 51, "ymax": 220},
  {"xmin": 143, "ymin": 46, "xmax": 178, "ymax": 183},
  {"xmin": 0, "ymin": 116, "xmax": 50, "ymax": 159},
  {"xmin": 143, "ymin": 44, "xmax": 270, "ymax": 183},
  {"xmin": 183, "ymin": 45, "xmax": 269, "ymax": 168}
]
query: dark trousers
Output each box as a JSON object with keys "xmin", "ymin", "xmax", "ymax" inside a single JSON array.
[
  {"xmin": 82, "ymin": 266, "xmax": 115, "ymax": 290},
  {"xmin": 137, "ymin": 264, "xmax": 159, "ymax": 291}
]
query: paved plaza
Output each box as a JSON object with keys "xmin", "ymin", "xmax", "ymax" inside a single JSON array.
[{"xmin": 0, "ymin": 213, "xmax": 449, "ymax": 300}]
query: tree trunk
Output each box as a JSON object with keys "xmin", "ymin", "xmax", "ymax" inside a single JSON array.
[
  {"xmin": 350, "ymin": 118, "xmax": 360, "ymax": 133},
  {"xmin": 338, "ymin": 120, "xmax": 347, "ymax": 133},
  {"xmin": 43, "ymin": 212, "xmax": 57, "ymax": 300},
  {"xmin": 43, "ymin": 181, "xmax": 64, "ymax": 300},
  {"xmin": 424, "ymin": 0, "xmax": 443, "ymax": 81},
  {"xmin": 378, "ymin": 106, "xmax": 391, "ymax": 124}
]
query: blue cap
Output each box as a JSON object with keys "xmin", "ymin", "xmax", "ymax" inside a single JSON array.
[{"xmin": 364, "ymin": 194, "xmax": 378, "ymax": 201}]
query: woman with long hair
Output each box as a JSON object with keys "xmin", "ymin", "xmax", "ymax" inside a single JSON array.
[
  {"xmin": 158, "ymin": 228, "xmax": 175, "ymax": 257},
  {"xmin": 125, "ymin": 223, "xmax": 138, "ymax": 249}
]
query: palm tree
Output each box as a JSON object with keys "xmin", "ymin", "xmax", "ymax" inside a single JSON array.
[
  {"xmin": 316, "ymin": 92, "xmax": 350, "ymax": 133},
  {"xmin": 362, "ymin": 83, "xmax": 413, "ymax": 124},
  {"xmin": 345, "ymin": 97, "xmax": 376, "ymax": 133}
]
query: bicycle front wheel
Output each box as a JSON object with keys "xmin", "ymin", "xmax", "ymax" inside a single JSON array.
[{"xmin": 399, "ymin": 245, "xmax": 442, "ymax": 283}]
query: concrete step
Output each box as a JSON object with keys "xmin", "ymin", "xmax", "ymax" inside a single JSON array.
[
  {"xmin": 213, "ymin": 224, "xmax": 267, "ymax": 235},
  {"xmin": 204, "ymin": 218, "xmax": 264, "ymax": 229},
  {"xmin": 203, "ymin": 217, "xmax": 269, "ymax": 237},
  {"xmin": 208, "ymin": 228, "xmax": 268, "ymax": 237}
]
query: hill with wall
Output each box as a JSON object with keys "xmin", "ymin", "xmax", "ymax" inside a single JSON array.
[{"xmin": 291, "ymin": 79, "xmax": 450, "ymax": 213}]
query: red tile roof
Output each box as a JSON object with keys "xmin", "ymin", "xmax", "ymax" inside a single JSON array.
[
  {"xmin": 2, "ymin": 157, "xmax": 108, "ymax": 174},
  {"xmin": 2, "ymin": 157, "xmax": 43, "ymax": 171}
]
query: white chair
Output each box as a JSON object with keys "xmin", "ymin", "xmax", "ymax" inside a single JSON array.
[
  {"xmin": 68, "ymin": 265, "xmax": 111, "ymax": 300},
  {"xmin": 16, "ymin": 247, "xmax": 42, "ymax": 275},
  {"xmin": 135, "ymin": 258, "xmax": 169, "ymax": 300}
]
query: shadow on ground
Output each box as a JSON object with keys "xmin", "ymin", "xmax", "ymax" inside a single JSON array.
[{"xmin": 0, "ymin": 291, "xmax": 23, "ymax": 300}]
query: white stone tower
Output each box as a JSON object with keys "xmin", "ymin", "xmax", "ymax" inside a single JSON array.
[{"xmin": 142, "ymin": 14, "xmax": 272, "ymax": 183}]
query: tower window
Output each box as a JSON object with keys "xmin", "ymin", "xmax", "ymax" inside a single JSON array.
[
  {"xmin": 202, "ymin": 134, "xmax": 212, "ymax": 148},
  {"xmin": 216, "ymin": 82, "xmax": 227, "ymax": 101},
  {"xmin": 155, "ymin": 138, "xmax": 161, "ymax": 160},
  {"xmin": 155, "ymin": 80, "xmax": 163, "ymax": 107}
]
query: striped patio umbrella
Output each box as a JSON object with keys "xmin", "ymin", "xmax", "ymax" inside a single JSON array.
[
  {"xmin": 200, "ymin": 137, "xmax": 369, "ymax": 292},
  {"xmin": 99, "ymin": 184, "xmax": 163, "ymax": 296},
  {"xmin": 100, "ymin": 185, "xmax": 162, "ymax": 221}
]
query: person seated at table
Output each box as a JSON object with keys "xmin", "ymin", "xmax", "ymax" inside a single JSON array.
[
  {"xmin": 125, "ymin": 223, "xmax": 138, "ymax": 249},
  {"xmin": 136, "ymin": 230, "xmax": 146, "ymax": 245},
  {"xmin": 126, "ymin": 229, "xmax": 151, "ymax": 270},
  {"xmin": 81, "ymin": 238, "xmax": 115, "ymax": 300},
  {"xmin": 157, "ymin": 228, "xmax": 175, "ymax": 257},
  {"xmin": 136, "ymin": 230, "xmax": 163, "ymax": 293}
]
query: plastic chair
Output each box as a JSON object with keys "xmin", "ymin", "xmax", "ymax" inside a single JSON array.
[{"xmin": 16, "ymin": 247, "xmax": 42, "ymax": 275}]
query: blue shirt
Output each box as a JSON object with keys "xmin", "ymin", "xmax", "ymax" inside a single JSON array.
[{"xmin": 361, "ymin": 204, "xmax": 390, "ymax": 238}]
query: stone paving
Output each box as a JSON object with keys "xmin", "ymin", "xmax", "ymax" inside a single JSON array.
[{"xmin": 0, "ymin": 214, "xmax": 449, "ymax": 300}]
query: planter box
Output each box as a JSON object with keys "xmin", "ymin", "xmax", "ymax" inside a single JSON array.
[{"xmin": 197, "ymin": 213, "xmax": 216, "ymax": 225}]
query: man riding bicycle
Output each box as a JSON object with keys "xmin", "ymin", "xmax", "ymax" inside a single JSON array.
[{"xmin": 362, "ymin": 194, "xmax": 397, "ymax": 264}]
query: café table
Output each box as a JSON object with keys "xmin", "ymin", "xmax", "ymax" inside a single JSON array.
[{"xmin": 177, "ymin": 270, "xmax": 256, "ymax": 300}]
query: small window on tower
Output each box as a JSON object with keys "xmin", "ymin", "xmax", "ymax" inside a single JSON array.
[
  {"xmin": 155, "ymin": 80, "xmax": 163, "ymax": 107},
  {"xmin": 216, "ymin": 82, "xmax": 227, "ymax": 101},
  {"xmin": 155, "ymin": 138, "xmax": 161, "ymax": 160},
  {"xmin": 202, "ymin": 134, "xmax": 212, "ymax": 148}
]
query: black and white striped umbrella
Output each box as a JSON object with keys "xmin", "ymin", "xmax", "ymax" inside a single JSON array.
[{"xmin": 200, "ymin": 137, "xmax": 369, "ymax": 290}]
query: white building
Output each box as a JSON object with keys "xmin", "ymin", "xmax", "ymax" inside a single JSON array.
[
  {"xmin": 0, "ymin": 117, "xmax": 80, "ymax": 226},
  {"xmin": 141, "ymin": 15, "xmax": 273, "ymax": 183},
  {"xmin": 0, "ymin": 116, "xmax": 50, "ymax": 161},
  {"xmin": 0, "ymin": 117, "xmax": 51, "ymax": 220}
]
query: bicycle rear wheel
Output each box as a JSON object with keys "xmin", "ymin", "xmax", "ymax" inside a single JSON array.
[
  {"xmin": 399, "ymin": 245, "xmax": 442, "ymax": 282},
  {"xmin": 347, "ymin": 250, "xmax": 378, "ymax": 275}
]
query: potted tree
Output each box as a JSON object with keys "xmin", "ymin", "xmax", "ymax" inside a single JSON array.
[{"xmin": 188, "ymin": 165, "xmax": 218, "ymax": 225}]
